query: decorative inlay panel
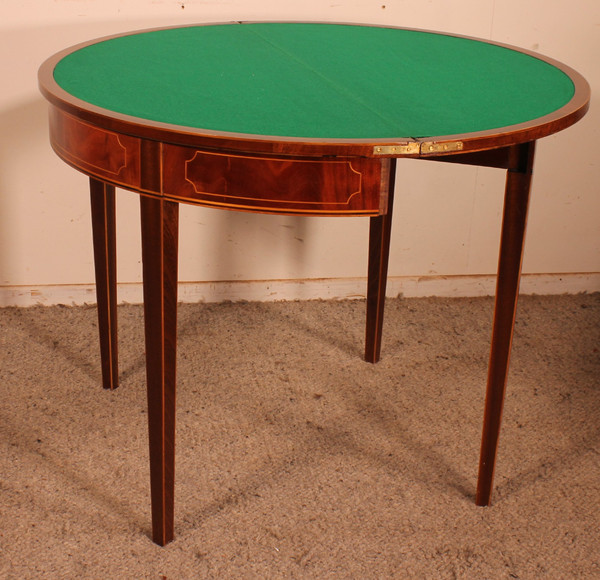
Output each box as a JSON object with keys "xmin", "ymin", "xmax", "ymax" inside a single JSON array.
[
  {"xmin": 48, "ymin": 109, "xmax": 140, "ymax": 188},
  {"xmin": 161, "ymin": 145, "xmax": 384, "ymax": 215}
]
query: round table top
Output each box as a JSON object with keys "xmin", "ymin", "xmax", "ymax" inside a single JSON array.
[{"xmin": 40, "ymin": 22, "xmax": 589, "ymax": 155}]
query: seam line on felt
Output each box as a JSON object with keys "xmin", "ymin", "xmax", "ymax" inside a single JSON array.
[{"xmin": 246, "ymin": 24, "xmax": 408, "ymax": 136}]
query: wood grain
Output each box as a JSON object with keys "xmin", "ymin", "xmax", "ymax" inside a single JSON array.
[
  {"xmin": 89, "ymin": 178, "xmax": 118, "ymax": 390},
  {"xmin": 476, "ymin": 141, "xmax": 536, "ymax": 506},
  {"xmin": 365, "ymin": 158, "xmax": 396, "ymax": 363},
  {"xmin": 163, "ymin": 145, "xmax": 385, "ymax": 215},
  {"xmin": 140, "ymin": 195, "xmax": 179, "ymax": 546}
]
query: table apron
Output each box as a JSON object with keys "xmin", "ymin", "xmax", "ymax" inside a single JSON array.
[{"xmin": 49, "ymin": 108, "xmax": 388, "ymax": 216}]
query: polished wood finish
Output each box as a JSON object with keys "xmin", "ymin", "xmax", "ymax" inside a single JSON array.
[
  {"xmin": 89, "ymin": 178, "xmax": 118, "ymax": 390},
  {"xmin": 365, "ymin": 158, "xmax": 397, "ymax": 363},
  {"xmin": 38, "ymin": 24, "xmax": 591, "ymax": 545},
  {"xmin": 162, "ymin": 145, "xmax": 385, "ymax": 215},
  {"xmin": 49, "ymin": 111, "xmax": 386, "ymax": 216},
  {"xmin": 476, "ymin": 141, "xmax": 536, "ymax": 506},
  {"xmin": 140, "ymin": 195, "xmax": 179, "ymax": 546},
  {"xmin": 50, "ymin": 109, "xmax": 141, "ymax": 187},
  {"xmin": 423, "ymin": 147, "xmax": 512, "ymax": 170}
]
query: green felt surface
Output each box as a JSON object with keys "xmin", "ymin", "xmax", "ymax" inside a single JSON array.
[{"xmin": 53, "ymin": 23, "xmax": 575, "ymax": 139}]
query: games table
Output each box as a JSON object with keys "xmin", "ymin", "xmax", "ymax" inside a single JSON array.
[{"xmin": 38, "ymin": 22, "xmax": 590, "ymax": 545}]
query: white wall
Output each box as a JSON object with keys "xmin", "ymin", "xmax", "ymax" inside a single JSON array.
[{"xmin": 1, "ymin": 0, "xmax": 598, "ymax": 306}]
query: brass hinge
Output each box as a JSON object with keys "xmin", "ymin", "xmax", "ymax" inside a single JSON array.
[
  {"xmin": 420, "ymin": 141, "xmax": 464, "ymax": 154},
  {"xmin": 374, "ymin": 141, "xmax": 464, "ymax": 156},
  {"xmin": 373, "ymin": 143, "xmax": 420, "ymax": 155}
]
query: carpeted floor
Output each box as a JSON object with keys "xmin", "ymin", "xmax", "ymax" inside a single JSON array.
[{"xmin": 1, "ymin": 294, "xmax": 599, "ymax": 579}]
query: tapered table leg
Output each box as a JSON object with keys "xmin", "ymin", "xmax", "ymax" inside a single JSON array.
[
  {"xmin": 365, "ymin": 158, "xmax": 397, "ymax": 363},
  {"xmin": 90, "ymin": 178, "xmax": 118, "ymax": 390},
  {"xmin": 140, "ymin": 195, "xmax": 179, "ymax": 546},
  {"xmin": 476, "ymin": 141, "xmax": 536, "ymax": 505}
]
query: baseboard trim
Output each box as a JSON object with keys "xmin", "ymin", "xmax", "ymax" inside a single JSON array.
[{"xmin": 1, "ymin": 273, "xmax": 598, "ymax": 308}]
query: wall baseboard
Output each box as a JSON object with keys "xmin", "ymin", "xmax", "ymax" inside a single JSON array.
[{"xmin": 1, "ymin": 273, "xmax": 598, "ymax": 308}]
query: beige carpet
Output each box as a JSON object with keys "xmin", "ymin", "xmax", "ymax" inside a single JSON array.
[{"xmin": 1, "ymin": 294, "xmax": 599, "ymax": 579}]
